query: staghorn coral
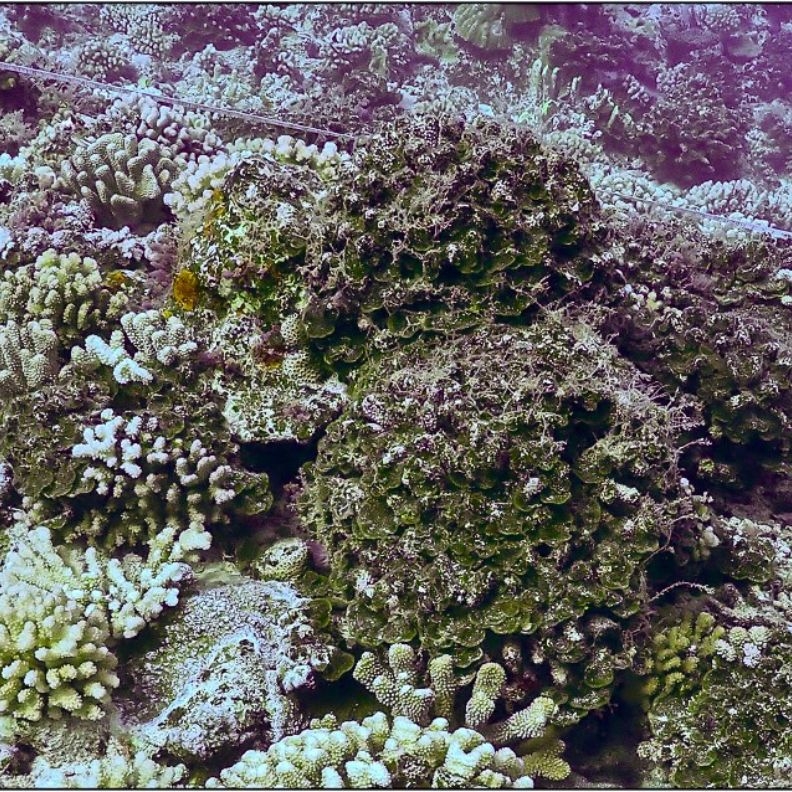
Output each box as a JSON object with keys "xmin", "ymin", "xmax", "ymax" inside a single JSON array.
[
  {"xmin": 210, "ymin": 711, "xmax": 537, "ymax": 789},
  {"xmin": 60, "ymin": 133, "xmax": 181, "ymax": 230}
]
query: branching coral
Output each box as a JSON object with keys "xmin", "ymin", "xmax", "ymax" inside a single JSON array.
[
  {"xmin": 0, "ymin": 248, "xmax": 129, "ymax": 344},
  {"xmin": 98, "ymin": 5, "xmax": 176, "ymax": 59},
  {"xmin": 0, "ymin": 317, "xmax": 59, "ymax": 396},
  {"xmin": 27, "ymin": 735, "xmax": 187, "ymax": 789},
  {"xmin": 637, "ymin": 592, "xmax": 792, "ymax": 787},
  {"xmin": 633, "ymin": 64, "xmax": 751, "ymax": 186},
  {"xmin": 2, "ymin": 17, "xmax": 791, "ymax": 786},
  {"xmin": 351, "ymin": 645, "xmax": 568, "ymax": 781},
  {"xmin": 635, "ymin": 609, "xmax": 726, "ymax": 705},
  {"xmin": 65, "ymin": 309, "xmax": 198, "ymax": 386},
  {"xmin": 41, "ymin": 405, "xmax": 269, "ymax": 547},
  {"xmin": 0, "ymin": 564, "xmax": 118, "ymax": 733},
  {"xmin": 60, "ymin": 133, "xmax": 181, "ymax": 229},
  {"xmin": 211, "ymin": 711, "xmax": 537, "ymax": 789},
  {"xmin": 77, "ymin": 39, "xmax": 134, "ymax": 83}
]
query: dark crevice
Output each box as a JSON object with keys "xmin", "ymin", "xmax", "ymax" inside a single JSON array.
[{"xmin": 238, "ymin": 432, "xmax": 323, "ymax": 497}]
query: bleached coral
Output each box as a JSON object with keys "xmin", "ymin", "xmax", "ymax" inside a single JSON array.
[
  {"xmin": 124, "ymin": 579, "xmax": 334, "ymax": 763},
  {"xmin": 66, "ymin": 309, "xmax": 197, "ymax": 386}
]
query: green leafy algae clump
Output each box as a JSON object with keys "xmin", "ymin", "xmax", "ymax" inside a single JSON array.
[
  {"xmin": 298, "ymin": 115, "xmax": 612, "ymax": 369},
  {"xmin": 300, "ymin": 312, "xmax": 700, "ymax": 719}
]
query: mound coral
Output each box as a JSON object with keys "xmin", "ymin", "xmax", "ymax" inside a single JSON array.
[
  {"xmin": 596, "ymin": 221, "xmax": 792, "ymax": 494},
  {"xmin": 296, "ymin": 116, "xmax": 611, "ymax": 368}
]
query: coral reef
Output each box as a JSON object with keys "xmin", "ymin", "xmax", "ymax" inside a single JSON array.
[{"xmin": 1, "ymin": 4, "xmax": 791, "ymax": 788}]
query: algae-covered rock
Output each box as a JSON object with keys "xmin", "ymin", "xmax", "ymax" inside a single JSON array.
[{"xmin": 121, "ymin": 578, "xmax": 335, "ymax": 762}]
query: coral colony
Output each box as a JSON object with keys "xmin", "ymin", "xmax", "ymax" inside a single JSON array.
[{"xmin": 0, "ymin": 3, "xmax": 791, "ymax": 789}]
